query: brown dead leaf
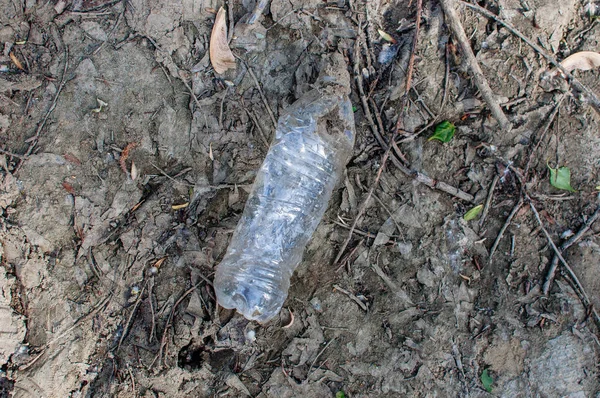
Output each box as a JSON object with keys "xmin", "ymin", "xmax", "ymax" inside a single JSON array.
[
  {"xmin": 62, "ymin": 181, "xmax": 75, "ymax": 194},
  {"xmin": 119, "ymin": 142, "xmax": 137, "ymax": 174},
  {"xmin": 63, "ymin": 153, "xmax": 82, "ymax": 165},
  {"xmin": 9, "ymin": 53, "xmax": 24, "ymax": 71},
  {"xmin": 153, "ymin": 257, "xmax": 167, "ymax": 269},
  {"xmin": 210, "ymin": 7, "xmax": 236, "ymax": 74},
  {"xmin": 560, "ymin": 51, "xmax": 600, "ymax": 73}
]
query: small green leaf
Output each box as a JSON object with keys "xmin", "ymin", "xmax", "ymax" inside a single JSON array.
[
  {"xmin": 335, "ymin": 392, "xmax": 346, "ymax": 398},
  {"xmin": 481, "ymin": 369, "xmax": 493, "ymax": 393},
  {"xmin": 595, "ymin": 185, "xmax": 600, "ymax": 191},
  {"xmin": 464, "ymin": 204, "xmax": 484, "ymax": 221},
  {"xmin": 377, "ymin": 29, "xmax": 396, "ymax": 43},
  {"xmin": 547, "ymin": 164, "xmax": 576, "ymax": 192},
  {"xmin": 352, "ymin": 106, "xmax": 358, "ymax": 112},
  {"xmin": 428, "ymin": 121, "xmax": 456, "ymax": 143}
]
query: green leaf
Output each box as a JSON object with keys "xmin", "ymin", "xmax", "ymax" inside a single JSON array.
[
  {"xmin": 377, "ymin": 29, "xmax": 396, "ymax": 43},
  {"xmin": 464, "ymin": 204, "xmax": 484, "ymax": 221},
  {"xmin": 547, "ymin": 164, "xmax": 576, "ymax": 192},
  {"xmin": 352, "ymin": 106, "xmax": 358, "ymax": 112},
  {"xmin": 428, "ymin": 121, "xmax": 456, "ymax": 143},
  {"xmin": 481, "ymin": 369, "xmax": 493, "ymax": 393},
  {"xmin": 336, "ymin": 392, "xmax": 346, "ymax": 398}
]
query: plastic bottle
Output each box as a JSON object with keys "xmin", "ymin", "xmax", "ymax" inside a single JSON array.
[{"xmin": 214, "ymin": 53, "xmax": 355, "ymax": 322}]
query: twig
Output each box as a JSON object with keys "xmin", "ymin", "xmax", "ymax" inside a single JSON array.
[
  {"xmin": 440, "ymin": 42, "xmax": 451, "ymax": 113},
  {"xmin": 460, "ymin": 0, "xmax": 600, "ymax": 114},
  {"xmin": 543, "ymin": 205, "xmax": 600, "ymax": 294},
  {"xmin": 439, "ymin": 0, "xmax": 511, "ymax": 130},
  {"xmin": 528, "ymin": 199, "xmax": 600, "ymax": 325},
  {"xmin": 333, "ymin": 140, "xmax": 395, "ymax": 265},
  {"xmin": 15, "ymin": 49, "xmax": 70, "ymax": 173},
  {"xmin": 117, "ymin": 282, "xmax": 147, "ymax": 350},
  {"xmin": 241, "ymin": 59, "xmax": 277, "ymax": 129},
  {"xmin": 332, "ymin": 284, "xmax": 367, "ymax": 311},
  {"xmin": 330, "ymin": 219, "xmax": 377, "ymax": 239},
  {"xmin": 402, "ymin": 0, "xmax": 422, "ymax": 97},
  {"xmin": 127, "ymin": 365, "xmax": 137, "ymax": 397},
  {"xmin": 371, "ymin": 255, "xmax": 413, "ymax": 306},
  {"xmin": 489, "ymin": 196, "xmax": 524, "ymax": 262},
  {"xmin": 20, "ymin": 294, "xmax": 112, "ymax": 370},
  {"xmin": 479, "ymin": 175, "xmax": 499, "ymax": 228},
  {"xmin": 523, "ymin": 94, "xmax": 565, "ymax": 179},
  {"xmin": 307, "ymin": 338, "xmax": 336, "ymax": 376},
  {"xmin": 180, "ymin": 77, "xmax": 203, "ymax": 110},
  {"xmin": 0, "ymin": 148, "xmax": 27, "ymax": 160}
]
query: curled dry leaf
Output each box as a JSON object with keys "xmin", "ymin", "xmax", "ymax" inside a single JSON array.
[
  {"xmin": 560, "ymin": 51, "xmax": 600, "ymax": 73},
  {"xmin": 549, "ymin": 51, "xmax": 600, "ymax": 77},
  {"xmin": 210, "ymin": 7, "xmax": 236, "ymax": 74}
]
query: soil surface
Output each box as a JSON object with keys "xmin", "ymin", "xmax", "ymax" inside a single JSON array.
[{"xmin": 1, "ymin": 0, "xmax": 599, "ymax": 397}]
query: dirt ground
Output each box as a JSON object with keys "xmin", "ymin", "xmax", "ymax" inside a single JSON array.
[{"xmin": 1, "ymin": 0, "xmax": 599, "ymax": 396}]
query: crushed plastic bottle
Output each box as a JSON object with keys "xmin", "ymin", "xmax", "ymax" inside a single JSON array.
[{"xmin": 214, "ymin": 53, "xmax": 355, "ymax": 322}]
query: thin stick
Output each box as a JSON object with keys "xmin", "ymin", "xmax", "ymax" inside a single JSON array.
[
  {"xmin": 332, "ymin": 284, "xmax": 367, "ymax": 311},
  {"xmin": 117, "ymin": 282, "xmax": 147, "ymax": 350},
  {"xmin": 15, "ymin": 49, "xmax": 70, "ymax": 172},
  {"xmin": 20, "ymin": 294, "xmax": 112, "ymax": 370},
  {"xmin": 460, "ymin": 0, "xmax": 600, "ymax": 114},
  {"xmin": 529, "ymin": 200, "xmax": 600, "ymax": 325},
  {"xmin": 330, "ymin": 219, "xmax": 377, "ymax": 239},
  {"xmin": 479, "ymin": 175, "xmax": 499, "ymax": 228},
  {"xmin": 489, "ymin": 196, "xmax": 524, "ymax": 262},
  {"xmin": 153, "ymin": 283, "xmax": 201, "ymax": 368},
  {"xmin": 333, "ymin": 141, "xmax": 395, "ymax": 265},
  {"xmin": 403, "ymin": 0, "xmax": 422, "ymax": 96},
  {"xmin": 242, "ymin": 60, "xmax": 278, "ymax": 128},
  {"xmin": 523, "ymin": 94, "xmax": 565, "ymax": 179},
  {"xmin": 543, "ymin": 205, "xmax": 600, "ymax": 294},
  {"xmin": 307, "ymin": 337, "xmax": 336, "ymax": 375},
  {"xmin": 372, "ymin": 255, "xmax": 413, "ymax": 306},
  {"xmin": 439, "ymin": 0, "xmax": 511, "ymax": 130}
]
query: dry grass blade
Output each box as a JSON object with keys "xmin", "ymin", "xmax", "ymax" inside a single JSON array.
[{"xmin": 210, "ymin": 7, "xmax": 236, "ymax": 74}]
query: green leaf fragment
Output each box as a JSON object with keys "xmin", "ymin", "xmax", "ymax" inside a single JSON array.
[
  {"xmin": 428, "ymin": 121, "xmax": 456, "ymax": 143},
  {"xmin": 336, "ymin": 392, "xmax": 346, "ymax": 398},
  {"xmin": 464, "ymin": 204, "xmax": 484, "ymax": 221},
  {"xmin": 352, "ymin": 106, "xmax": 358, "ymax": 112},
  {"xmin": 481, "ymin": 369, "xmax": 493, "ymax": 393},
  {"xmin": 547, "ymin": 164, "xmax": 576, "ymax": 192}
]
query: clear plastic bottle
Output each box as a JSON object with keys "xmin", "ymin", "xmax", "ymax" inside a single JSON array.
[{"xmin": 214, "ymin": 53, "xmax": 355, "ymax": 322}]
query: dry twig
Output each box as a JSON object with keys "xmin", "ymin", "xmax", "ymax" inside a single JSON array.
[
  {"xmin": 15, "ymin": 49, "xmax": 70, "ymax": 173},
  {"xmin": 543, "ymin": 205, "xmax": 600, "ymax": 295},
  {"xmin": 439, "ymin": 0, "xmax": 511, "ymax": 130},
  {"xmin": 460, "ymin": 0, "xmax": 600, "ymax": 114},
  {"xmin": 489, "ymin": 196, "xmax": 524, "ymax": 262},
  {"xmin": 528, "ymin": 199, "xmax": 600, "ymax": 325}
]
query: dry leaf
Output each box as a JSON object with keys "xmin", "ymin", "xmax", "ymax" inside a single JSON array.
[
  {"xmin": 130, "ymin": 161, "xmax": 138, "ymax": 181},
  {"xmin": 119, "ymin": 142, "xmax": 137, "ymax": 174},
  {"xmin": 9, "ymin": 53, "xmax": 24, "ymax": 71},
  {"xmin": 62, "ymin": 181, "xmax": 75, "ymax": 194},
  {"xmin": 210, "ymin": 7, "xmax": 236, "ymax": 74},
  {"xmin": 63, "ymin": 153, "xmax": 82, "ymax": 166},
  {"xmin": 560, "ymin": 51, "xmax": 600, "ymax": 73}
]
